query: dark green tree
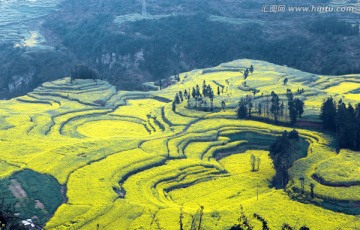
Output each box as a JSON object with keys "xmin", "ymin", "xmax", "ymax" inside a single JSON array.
[
  {"xmin": 249, "ymin": 65, "xmax": 254, "ymax": 73},
  {"xmin": 269, "ymin": 131, "xmax": 293, "ymax": 187},
  {"xmin": 320, "ymin": 97, "xmax": 337, "ymax": 131},
  {"xmin": 258, "ymin": 103, "xmax": 262, "ymax": 116},
  {"xmin": 294, "ymin": 99, "xmax": 304, "ymax": 118},
  {"xmin": 244, "ymin": 69, "xmax": 249, "ymax": 80},
  {"xmin": 175, "ymin": 93, "xmax": 180, "ymax": 104},
  {"xmin": 221, "ymin": 100, "xmax": 226, "ymax": 111},
  {"xmin": 270, "ymin": 91, "xmax": 280, "ymax": 123},
  {"xmin": 179, "ymin": 91, "xmax": 184, "ymax": 101},
  {"xmin": 71, "ymin": 64, "xmax": 98, "ymax": 82},
  {"xmin": 192, "ymin": 87, "xmax": 196, "ymax": 98},
  {"xmin": 286, "ymin": 89, "xmax": 297, "ymax": 125},
  {"xmin": 238, "ymin": 99, "xmax": 248, "ymax": 119},
  {"xmin": 248, "ymin": 102, "xmax": 253, "ymax": 118},
  {"xmin": 283, "ymin": 78, "xmax": 288, "ymax": 85}
]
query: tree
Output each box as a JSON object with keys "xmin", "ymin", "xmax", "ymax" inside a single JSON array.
[
  {"xmin": 159, "ymin": 79, "xmax": 162, "ymax": 90},
  {"xmin": 265, "ymin": 96, "xmax": 270, "ymax": 116},
  {"xmin": 252, "ymin": 89, "xmax": 257, "ymax": 98},
  {"xmin": 184, "ymin": 89, "xmax": 188, "ymax": 99},
  {"xmin": 248, "ymin": 102, "xmax": 253, "ymax": 118},
  {"xmin": 195, "ymin": 84, "xmax": 201, "ymax": 97},
  {"xmin": 179, "ymin": 91, "xmax": 184, "ymax": 102},
  {"xmin": 175, "ymin": 93, "xmax": 180, "ymax": 104},
  {"xmin": 294, "ymin": 99, "xmax": 304, "ymax": 118},
  {"xmin": 209, "ymin": 89, "xmax": 214, "ymax": 111},
  {"xmin": 355, "ymin": 104, "xmax": 360, "ymax": 150},
  {"xmin": 174, "ymin": 71, "xmax": 180, "ymax": 82},
  {"xmin": 172, "ymin": 101, "xmax": 176, "ymax": 112},
  {"xmin": 71, "ymin": 64, "xmax": 98, "ymax": 82},
  {"xmin": 283, "ymin": 78, "xmax": 288, "ymax": 85},
  {"xmin": 202, "ymin": 80, "xmax": 207, "ymax": 97},
  {"xmin": 192, "ymin": 87, "xmax": 196, "ymax": 99},
  {"xmin": 249, "ymin": 65, "xmax": 254, "ymax": 73},
  {"xmin": 270, "ymin": 91, "xmax": 280, "ymax": 123},
  {"xmin": 299, "ymin": 177, "xmax": 305, "ymax": 193},
  {"xmin": 0, "ymin": 198, "xmax": 25, "ymax": 230},
  {"xmin": 310, "ymin": 183, "xmax": 315, "ymax": 199},
  {"xmin": 269, "ymin": 131, "xmax": 293, "ymax": 187},
  {"xmin": 217, "ymin": 86, "xmax": 221, "ymax": 96},
  {"xmin": 258, "ymin": 103, "xmax": 262, "ymax": 116},
  {"xmin": 179, "ymin": 207, "xmax": 184, "ymax": 230},
  {"xmin": 250, "ymin": 154, "xmax": 261, "ymax": 172},
  {"xmin": 286, "ymin": 89, "xmax": 298, "ymax": 125},
  {"xmin": 280, "ymin": 101, "xmax": 285, "ymax": 117},
  {"xmin": 256, "ymin": 156, "xmax": 261, "ymax": 171},
  {"xmin": 238, "ymin": 101, "xmax": 248, "ymax": 119},
  {"xmin": 336, "ymin": 100, "xmax": 347, "ymax": 149},
  {"xmin": 244, "ymin": 69, "xmax": 249, "ymax": 80},
  {"xmin": 320, "ymin": 97, "xmax": 337, "ymax": 131},
  {"xmin": 221, "ymin": 100, "xmax": 226, "ymax": 111},
  {"xmin": 250, "ymin": 154, "xmax": 256, "ymax": 172}
]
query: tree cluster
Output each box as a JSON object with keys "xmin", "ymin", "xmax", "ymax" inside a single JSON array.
[
  {"xmin": 0, "ymin": 199, "xmax": 27, "ymax": 230},
  {"xmin": 230, "ymin": 205, "xmax": 309, "ymax": 230},
  {"xmin": 174, "ymin": 80, "xmax": 220, "ymax": 112},
  {"xmin": 237, "ymin": 90, "xmax": 304, "ymax": 125},
  {"xmin": 309, "ymin": 17, "xmax": 359, "ymax": 36},
  {"xmin": 70, "ymin": 64, "xmax": 98, "ymax": 82},
  {"xmin": 286, "ymin": 89, "xmax": 304, "ymax": 125},
  {"xmin": 269, "ymin": 130, "xmax": 300, "ymax": 188},
  {"xmin": 320, "ymin": 97, "xmax": 360, "ymax": 151}
]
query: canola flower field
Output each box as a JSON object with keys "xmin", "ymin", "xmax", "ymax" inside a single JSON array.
[{"xmin": 0, "ymin": 59, "xmax": 360, "ymax": 229}]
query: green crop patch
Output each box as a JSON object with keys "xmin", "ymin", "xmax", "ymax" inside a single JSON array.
[{"xmin": 0, "ymin": 170, "xmax": 63, "ymax": 226}]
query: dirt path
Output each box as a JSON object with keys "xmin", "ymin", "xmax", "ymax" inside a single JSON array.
[{"xmin": 8, "ymin": 179, "xmax": 27, "ymax": 199}]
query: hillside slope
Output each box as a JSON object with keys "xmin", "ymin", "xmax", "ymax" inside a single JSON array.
[{"xmin": 0, "ymin": 59, "xmax": 359, "ymax": 229}]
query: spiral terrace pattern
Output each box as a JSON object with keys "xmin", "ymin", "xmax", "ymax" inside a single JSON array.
[{"xmin": 0, "ymin": 59, "xmax": 360, "ymax": 229}]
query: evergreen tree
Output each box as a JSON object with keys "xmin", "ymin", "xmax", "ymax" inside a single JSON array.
[
  {"xmin": 196, "ymin": 84, "xmax": 201, "ymax": 97},
  {"xmin": 294, "ymin": 99, "xmax": 304, "ymax": 118},
  {"xmin": 217, "ymin": 86, "xmax": 221, "ymax": 96},
  {"xmin": 269, "ymin": 131, "xmax": 292, "ymax": 187},
  {"xmin": 238, "ymin": 99, "xmax": 248, "ymax": 119},
  {"xmin": 202, "ymin": 80, "xmax": 207, "ymax": 97},
  {"xmin": 270, "ymin": 91, "xmax": 280, "ymax": 123},
  {"xmin": 258, "ymin": 103, "xmax": 262, "ymax": 116},
  {"xmin": 184, "ymin": 89, "xmax": 188, "ymax": 99},
  {"xmin": 248, "ymin": 102, "xmax": 253, "ymax": 118},
  {"xmin": 320, "ymin": 97, "xmax": 337, "ymax": 131},
  {"xmin": 355, "ymin": 104, "xmax": 360, "ymax": 150},
  {"xmin": 336, "ymin": 100, "xmax": 347, "ymax": 150},
  {"xmin": 283, "ymin": 78, "xmax": 288, "ymax": 85},
  {"xmin": 280, "ymin": 101, "xmax": 285, "ymax": 117},
  {"xmin": 244, "ymin": 69, "xmax": 249, "ymax": 79},
  {"xmin": 175, "ymin": 93, "xmax": 180, "ymax": 104},
  {"xmin": 249, "ymin": 65, "xmax": 254, "ymax": 73},
  {"xmin": 286, "ymin": 89, "xmax": 297, "ymax": 125},
  {"xmin": 221, "ymin": 100, "xmax": 226, "ymax": 111},
  {"xmin": 172, "ymin": 101, "xmax": 176, "ymax": 112},
  {"xmin": 179, "ymin": 91, "xmax": 184, "ymax": 102},
  {"xmin": 209, "ymin": 89, "xmax": 214, "ymax": 111},
  {"xmin": 345, "ymin": 103, "xmax": 356, "ymax": 149},
  {"xmin": 192, "ymin": 87, "xmax": 196, "ymax": 98}
]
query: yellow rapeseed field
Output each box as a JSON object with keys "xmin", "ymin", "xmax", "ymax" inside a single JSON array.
[{"xmin": 0, "ymin": 59, "xmax": 359, "ymax": 229}]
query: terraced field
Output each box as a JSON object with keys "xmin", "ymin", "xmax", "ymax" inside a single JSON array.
[
  {"xmin": 0, "ymin": 59, "xmax": 359, "ymax": 229},
  {"xmin": 0, "ymin": 0, "xmax": 60, "ymax": 46}
]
